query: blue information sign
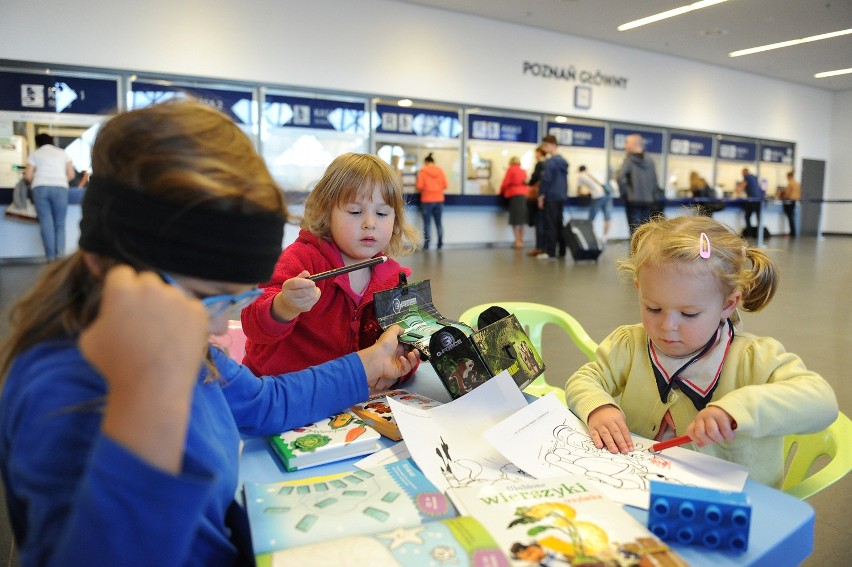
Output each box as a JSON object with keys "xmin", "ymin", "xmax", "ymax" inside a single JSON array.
[
  {"xmin": 468, "ymin": 114, "xmax": 538, "ymax": 143},
  {"xmin": 669, "ymin": 133, "xmax": 713, "ymax": 157},
  {"xmin": 375, "ymin": 104, "xmax": 461, "ymax": 138},
  {"xmin": 130, "ymin": 81, "xmax": 254, "ymax": 124},
  {"xmin": 760, "ymin": 143, "xmax": 794, "ymax": 164},
  {"xmin": 546, "ymin": 122, "xmax": 606, "ymax": 148},
  {"xmin": 612, "ymin": 128, "xmax": 663, "ymax": 154},
  {"xmin": 264, "ymin": 95, "xmax": 366, "ymax": 133},
  {"xmin": 717, "ymin": 139, "xmax": 757, "ymax": 162},
  {"xmin": 0, "ymin": 71, "xmax": 118, "ymax": 115}
]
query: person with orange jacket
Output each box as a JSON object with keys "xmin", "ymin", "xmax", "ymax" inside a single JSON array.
[
  {"xmin": 415, "ymin": 153, "xmax": 448, "ymax": 249},
  {"xmin": 499, "ymin": 156, "xmax": 529, "ymax": 249}
]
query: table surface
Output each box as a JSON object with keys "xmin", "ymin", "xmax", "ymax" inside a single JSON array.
[{"xmin": 240, "ymin": 367, "xmax": 815, "ymax": 567}]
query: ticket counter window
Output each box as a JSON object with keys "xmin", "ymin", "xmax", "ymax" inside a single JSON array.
[
  {"xmin": 667, "ymin": 133, "xmax": 715, "ymax": 198},
  {"xmin": 609, "ymin": 127, "xmax": 664, "ymax": 193},
  {"xmin": 759, "ymin": 143, "xmax": 795, "ymax": 198},
  {"xmin": 465, "ymin": 112, "xmax": 539, "ymax": 195},
  {"xmin": 715, "ymin": 138, "xmax": 758, "ymax": 199},
  {"xmin": 545, "ymin": 120, "xmax": 607, "ymax": 197},
  {"xmin": 261, "ymin": 93, "xmax": 368, "ymax": 192},
  {"xmin": 373, "ymin": 100, "xmax": 462, "ymax": 195}
]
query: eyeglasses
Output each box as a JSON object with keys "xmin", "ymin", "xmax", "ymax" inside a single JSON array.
[{"xmin": 160, "ymin": 273, "xmax": 263, "ymax": 318}]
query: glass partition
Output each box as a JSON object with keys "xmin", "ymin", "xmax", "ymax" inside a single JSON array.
[
  {"xmin": 715, "ymin": 137, "xmax": 757, "ymax": 198},
  {"xmin": 373, "ymin": 99, "xmax": 462, "ymax": 195},
  {"xmin": 261, "ymin": 91, "xmax": 368, "ymax": 192},
  {"xmin": 464, "ymin": 110, "xmax": 539, "ymax": 195},
  {"xmin": 667, "ymin": 131, "xmax": 715, "ymax": 198},
  {"xmin": 759, "ymin": 141, "xmax": 795, "ymax": 197},
  {"xmin": 546, "ymin": 118, "xmax": 608, "ymax": 196}
]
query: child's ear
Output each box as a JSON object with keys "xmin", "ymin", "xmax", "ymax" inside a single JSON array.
[{"xmin": 722, "ymin": 290, "xmax": 741, "ymax": 318}]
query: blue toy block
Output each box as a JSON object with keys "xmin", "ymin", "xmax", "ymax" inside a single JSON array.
[{"xmin": 648, "ymin": 480, "xmax": 751, "ymax": 553}]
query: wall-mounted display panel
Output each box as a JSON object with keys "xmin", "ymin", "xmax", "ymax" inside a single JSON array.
[
  {"xmin": 610, "ymin": 126, "xmax": 664, "ymax": 194},
  {"xmin": 465, "ymin": 111, "xmax": 539, "ymax": 195},
  {"xmin": 546, "ymin": 119, "xmax": 608, "ymax": 196},
  {"xmin": 373, "ymin": 100, "xmax": 462, "ymax": 195},
  {"xmin": 261, "ymin": 91, "xmax": 368, "ymax": 192},
  {"xmin": 715, "ymin": 137, "xmax": 757, "ymax": 197},
  {"xmin": 759, "ymin": 141, "xmax": 795, "ymax": 197},
  {"xmin": 667, "ymin": 131, "xmax": 715, "ymax": 198}
]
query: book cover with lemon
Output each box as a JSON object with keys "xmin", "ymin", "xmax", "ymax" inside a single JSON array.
[
  {"xmin": 267, "ymin": 410, "xmax": 382, "ymax": 472},
  {"xmin": 447, "ymin": 475, "xmax": 687, "ymax": 567}
]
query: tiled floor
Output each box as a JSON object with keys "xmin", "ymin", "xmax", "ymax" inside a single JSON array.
[{"xmin": 0, "ymin": 234, "xmax": 849, "ymax": 566}]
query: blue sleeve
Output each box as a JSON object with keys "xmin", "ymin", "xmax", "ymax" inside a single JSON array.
[{"xmin": 213, "ymin": 347, "xmax": 369, "ymax": 435}]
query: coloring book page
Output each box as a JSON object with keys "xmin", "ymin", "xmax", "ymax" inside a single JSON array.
[
  {"xmin": 388, "ymin": 371, "xmax": 532, "ymax": 492},
  {"xmin": 483, "ymin": 393, "xmax": 749, "ymax": 509}
]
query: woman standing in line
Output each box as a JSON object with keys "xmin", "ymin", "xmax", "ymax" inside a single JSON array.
[
  {"xmin": 499, "ymin": 156, "xmax": 529, "ymax": 249},
  {"xmin": 24, "ymin": 133, "xmax": 75, "ymax": 261},
  {"xmin": 415, "ymin": 153, "xmax": 448, "ymax": 249}
]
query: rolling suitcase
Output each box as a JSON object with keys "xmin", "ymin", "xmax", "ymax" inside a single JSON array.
[{"xmin": 564, "ymin": 219, "xmax": 603, "ymax": 261}]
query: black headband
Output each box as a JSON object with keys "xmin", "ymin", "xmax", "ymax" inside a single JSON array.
[{"xmin": 79, "ymin": 176, "xmax": 284, "ymax": 283}]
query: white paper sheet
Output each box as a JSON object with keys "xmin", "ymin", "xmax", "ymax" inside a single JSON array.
[
  {"xmin": 354, "ymin": 441, "xmax": 410, "ymax": 470},
  {"xmin": 483, "ymin": 393, "xmax": 750, "ymax": 509},
  {"xmin": 388, "ymin": 370, "xmax": 532, "ymax": 492}
]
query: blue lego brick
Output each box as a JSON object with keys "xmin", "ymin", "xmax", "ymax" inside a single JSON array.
[{"xmin": 648, "ymin": 480, "xmax": 751, "ymax": 553}]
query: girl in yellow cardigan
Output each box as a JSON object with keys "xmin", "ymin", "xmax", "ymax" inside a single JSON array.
[{"xmin": 565, "ymin": 216, "xmax": 837, "ymax": 487}]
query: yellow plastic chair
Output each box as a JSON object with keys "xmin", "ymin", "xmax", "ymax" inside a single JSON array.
[
  {"xmin": 459, "ymin": 302, "xmax": 597, "ymax": 405},
  {"xmin": 782, "ymin": 411, "xmax": 852, "ymax": 499}
]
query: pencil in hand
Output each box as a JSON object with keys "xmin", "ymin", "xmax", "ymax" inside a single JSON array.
[
  {"xmin": 306, "ymin": 256, "xmax": 388, "ymax": 282},
  {"xmin": 647, "ymin": 420, "xmax": 737, "ymax": 453}
]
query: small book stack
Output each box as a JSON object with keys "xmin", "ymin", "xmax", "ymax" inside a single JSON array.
[
  {"xmin": 349, "ymin": 389, "xmax": 443, "ymax": 441},
  {"xmin": 267, "ymin": 410, "xmax": 382, "ymax": 472}
]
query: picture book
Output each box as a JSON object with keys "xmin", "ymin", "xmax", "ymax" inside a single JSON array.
[
  {"xmin": 349, "ymin": 389, "xmax": 443, "ymax": 441},
  {"xmin": 254, "ymin": 515, "xmax": 510, "ymax": 567},
  {"xmin": 471, "ymin": 314, "xmax": 544, "ymax": 391},
  {"xmin": 447, "ymin": 475, "xmax": 688, "ymax": 567},
  {"xmin": 267, "ymin": 410, "xmax": 382, "ymax": 472},
  {"xmin": 428, "ymin": 325, "xmax": 492, "ymax": 398},
  {"xmin": 244, "ymin": 458, "xmax": 457, "ymax": 554}
]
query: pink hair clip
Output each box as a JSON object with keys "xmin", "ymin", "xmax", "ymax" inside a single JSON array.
[{"xmin": 699, "ymin": 232, "xmax": 711, "ymax": 259}]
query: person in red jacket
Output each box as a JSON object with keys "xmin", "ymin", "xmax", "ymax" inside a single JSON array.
[
  {"xmin": 241, "ymin": 153, "xmax": 420, "ymax": 389},
  {"xmin": 415, "ymin": 153, "xmax": 448, "ymax": 249},
  {"xmin": 499, "ymin": 156, "xmax": 529, "ymax": 249}
]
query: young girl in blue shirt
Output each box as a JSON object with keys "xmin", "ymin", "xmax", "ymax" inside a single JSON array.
[{"xmin": 0, "ymin": 101, "xmax": 418, "ymax": 566}]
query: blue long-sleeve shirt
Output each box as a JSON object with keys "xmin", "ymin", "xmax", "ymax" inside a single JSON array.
[
  {"xmin": 0, "ymin": 339, "xmax": 368, "ymax": 566},
  {"xmin": 539, "ymin": 154, "xmax": 569, "ymax": 201}
]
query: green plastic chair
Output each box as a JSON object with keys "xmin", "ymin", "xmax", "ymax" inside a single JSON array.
[
  {"xmin": 459, "ymin": 302, "xmax": 597, "ymax": 405},
  {"xmin": 782, "ymin": 411, "xmax": 852, "ymax": 499}
]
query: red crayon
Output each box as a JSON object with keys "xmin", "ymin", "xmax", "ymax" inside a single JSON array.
[{"xmin": 648, "ymin": 420, "xmax": 738, "ymax": 453}]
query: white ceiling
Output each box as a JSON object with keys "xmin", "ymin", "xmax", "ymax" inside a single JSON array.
[{"xmin": 391, "ymin": 0, "xmax": 852, "ymax": 92}]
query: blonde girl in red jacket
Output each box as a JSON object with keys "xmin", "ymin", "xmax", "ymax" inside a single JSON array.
[{"xmin": 500, "ymin": 156, "xmax": 529, "ymax": 249}]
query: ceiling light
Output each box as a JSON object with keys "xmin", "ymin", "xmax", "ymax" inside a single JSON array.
[
  {"xmin": 815, "ymin": 68, "xmax": 852, "ymax": 79},
  {"xmin": 729, "ymin": 28, "xmax": 852, "ymax": 57},
  {"xmin": 554, "ymin": 116, "xmax": 568, "ymax": 123},
  {"xmin": 397, "ymin": 99, "xmax": 413, "ymax": 107},
  {"xmin": 618, "ymin": 0, "xmax": 729, "ymax": 32}
]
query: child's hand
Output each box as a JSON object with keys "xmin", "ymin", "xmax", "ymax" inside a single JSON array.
[
  {"xmin": 686, "ymin": 407, "xmax": 737, "ymax": 447},
  {"xmin": 357, "ymin": 325, "xmax": 420, "ymax": 393},
  {"xmin": 78, "ymin": 266, "xmax": 209, "ymax": 473},
  {"xmin": 587, "ymin": 404, "xmax": 634, "ymax": 454},
  {"xmin": 272, "ymin": 270, "xmax": 321, "ymax": 322}
]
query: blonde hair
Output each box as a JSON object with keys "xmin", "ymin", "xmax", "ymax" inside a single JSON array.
[
  {"xmin": 1, "ymin": 100, "xmax": 286, "ymax": 378},
  {"xmin": 301, "ymin": 153, "xmax": 419, "ymax": 256},
  {"xmin": 617, "ymin": 216, "xmax": 778, "ymax": 312},
  {"xmin": 509, "ymin": 156, "xmax": 520, "ymax": 166}
]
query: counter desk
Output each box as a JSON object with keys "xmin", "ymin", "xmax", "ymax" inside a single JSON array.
[{"xmin": 239, "ymin": 366, "xmax": 815, "ymax": 567}]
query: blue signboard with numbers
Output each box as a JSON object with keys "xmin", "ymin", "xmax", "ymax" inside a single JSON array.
[
  {"xmin": 0, "ymin": 71, "xmax": 118, "ymax": 114},
  {"xmin": 717, "ymin": 139, "xmax": 757, "ymax": 162},
  {"xmin": 264, "ymin": 94, "xmax": 366, "ymax": 133},
  {"xmin": 546, "ymin": 122, "xmax": 606, "ymax": 148},
  {"xmin": 375, "ymin": 104, "xmax": 460, "ymax": 138},
  {"xmin": 612, "ymin": 128, "xmax": 663, "ymax": 154},
  {"xmin": 759, "ymin": 142, "xmax": 794, "ymax": 164},
  {"xmin": 129, "ymin": 81, "xmax": 253, "ymax": 124},
  {"xmin": 669, "ymin": 133, "xmax": 713, "ymax": 157},
  {"xmin": 467, "ymin": 113, "xmax": 538, "ymax": 143}
]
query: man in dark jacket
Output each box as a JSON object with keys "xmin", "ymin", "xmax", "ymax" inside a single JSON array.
[
  {"xmin": 738, "ymin": 167, "xmax": 764, "ymax": 232},
  {"xmin": 536, "ymin": 135, "xmax": 568, "ymax": 259},
  {"xmin": 617, "ymin": 133, "xmax": 660, "ymax": 234}
]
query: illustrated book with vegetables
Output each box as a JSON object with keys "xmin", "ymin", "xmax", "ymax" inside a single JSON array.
[
  {"xmin": 254, "ymin": 515, "xmax": 510, "ymax": 567},
  {"xmin": 446, "ymin": 475, "xmax": 688, "ymax": 567},
  {"xmin": 349, "ymin": 389, "xmax": 443, "ymax": 441},
  {"xmin": 244, "ymin": 458, "xmax": 458, "ymax": 554},
  {"xmin": 267, "ymin": 410, "xmax": 382, "ymax": 472}
]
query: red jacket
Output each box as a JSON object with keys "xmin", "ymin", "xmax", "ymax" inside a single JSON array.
[
  {"xmin": 500, "ymin": 164, "xmax": 529, "ymax": 198},
  {"xmin": 241, "ymin": 230, "xmax": 415, "ymax": 379},
  {"xmin": 415, "ymin": 164, "xmax": 448, "ymax": 203}
]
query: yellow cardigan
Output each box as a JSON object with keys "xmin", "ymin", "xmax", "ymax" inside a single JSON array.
[{"xmin": 565, "ymin": 324, "xmax": 838, "ymax": 487}]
